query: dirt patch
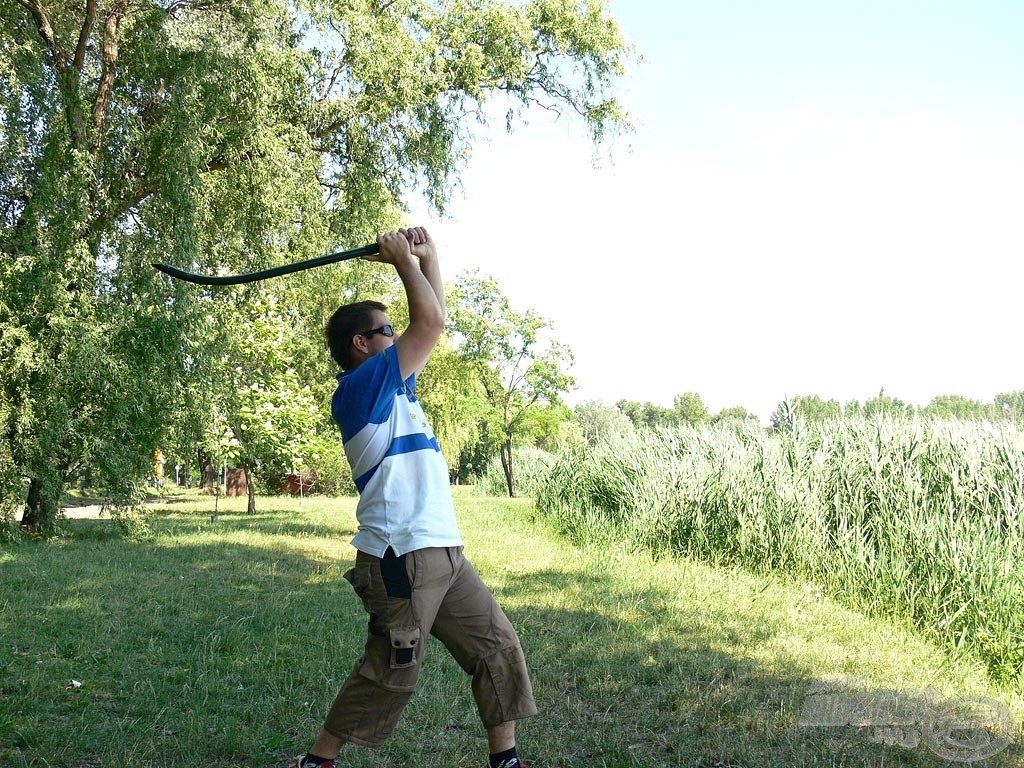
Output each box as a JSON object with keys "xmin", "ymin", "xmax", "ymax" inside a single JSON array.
[
  {"xmin": 60, "ymin": 504, "xmax": 107, "ymax": 519},
  {"xmin": 12, "ymin": 504, "xmax": 107, "ymax": 522}
]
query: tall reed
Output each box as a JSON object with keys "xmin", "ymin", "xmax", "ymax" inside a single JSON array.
[{"xmin": 536, "ymin": 416, "xmax": 1024, "ymax": 684}]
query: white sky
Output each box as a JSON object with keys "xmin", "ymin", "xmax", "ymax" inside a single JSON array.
[{"xmin": 409, "ymin": 1, "xmax": 1024, "ymax": 421}]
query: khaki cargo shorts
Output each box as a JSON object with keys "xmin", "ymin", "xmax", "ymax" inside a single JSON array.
[{"xmin": 323, "ymin": 546, "xmax": 537, "ymax": 746}]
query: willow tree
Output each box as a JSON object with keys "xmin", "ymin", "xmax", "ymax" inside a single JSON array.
[{"xmin": 1, "ymin": 0, "xmax": 630, "ymax": 532}]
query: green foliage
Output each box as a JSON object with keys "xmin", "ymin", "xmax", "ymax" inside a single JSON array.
[
  {"xmin": 0, "ymin": 519, "xmax": 20, "ymax": 544},
  {"xmin": 217, "ymin": 296, "xmax": 322, "ymax": 505},
  {"xmin": 447, "ymin": 271, "xmax": 575, "ymax": 496},
  {"xmin": 518, "ymin": 400, "xmax": 577, "ymax": 451},
  {"xmin": 415, "ymin": 337, "xmax": 490, "ymax": 472},
  {"xmin": 862, "ymin": 389, "xmax": 915, "ymax": 418},
  {"xmin": 1, "ymin": 0, "xmax": 631, "ymax": 532},
  {"xmin": 616, "ymin": 398, "xmax": 675, "ymax": 429},
  {"xmin": 109, "ymin": 504, "xmax": 153, "ymax": 541},
  {"xmin": 770, "ymin": 395, "xmax": 842, "ymax": 430},
  {"xmin": 573, "ymin": 399, "xmax": 634, "ymax": 443},
  {"xmin": 921, "ymin": 394, "xmax": 994, "ymax": 420},
  {"xmin": 995, "ymin": 390, "xmax": 1024, "ymax": 423},
  {"xmin": 298, "ymin": 432, "xmax": 355, "ymax": 496},
  {"xmin": 538, "ymin": 416, "xmax": 1024, "ymax": 686},
  {"xmin": 0, "ymin": 0, "xmax": 316, "ymax": 530},
  {"xmin": 710, "ymin": 404, "xmax": 759, "ymax": 426},
  {"xmin": 617, "ymin": 393, "xmax": 742, "ymax": 430},
  {"xmin": 451, "ymin": 419, "xmax": 497, "ymax": 483},
  {"xmin": 673, "ymin": 391, "xmax": 709, "ymax": 426},
  {"xmin": 474, "ymin": 444, "xmax": 556, "ymax": 498}
]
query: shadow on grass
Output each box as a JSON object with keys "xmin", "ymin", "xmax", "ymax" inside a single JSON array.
[
  {"xmin": 153, "ymin": 513, "xmax": 359, "ymax": 542},
  {"xmin": 64, "ymin": 511, "xmax": 358, "ymax": 544},
  {"xmin": 2, "ymin": 516, "xmax": 1019, "ymax": 768},
  {"xmin": 478, "ymin": 568, "xmax": 1023, "ymax": 768},
  {"xmin": 1, "ymin": 524, "xmax": 364, "ymax": 768}
]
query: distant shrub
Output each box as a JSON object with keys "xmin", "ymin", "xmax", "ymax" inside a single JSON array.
[
  {"xmin": 475, "ymin": 446, "xmax": 557, "ymax": 499},
  {"xmin": 111, "ymin": 504, "xmax": 152, "ymax": 540},
  {"xmin": 299, "ymin": 435, "xmax": 355, "ymax": 496}
]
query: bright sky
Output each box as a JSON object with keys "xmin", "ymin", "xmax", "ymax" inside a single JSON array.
[{"xmin": 411, "ymin": 0, "xmax": 1024, "ymax": 422}]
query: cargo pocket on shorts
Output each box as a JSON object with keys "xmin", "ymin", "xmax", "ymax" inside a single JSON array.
[{"xmin": 389, "ymin": 626, "xmax": 420, "ymax": 669}]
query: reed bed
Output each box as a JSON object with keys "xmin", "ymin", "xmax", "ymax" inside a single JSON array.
[{"xmin": 536, "ymin": 416, "xmax": 1024, "ymax": 685}]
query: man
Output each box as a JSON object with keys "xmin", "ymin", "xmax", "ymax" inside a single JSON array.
[{"xmin": 291, "ymin": 227, "xmax": 536, "ymax": 768}]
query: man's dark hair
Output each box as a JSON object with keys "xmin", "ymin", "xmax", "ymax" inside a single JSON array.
[{"xmin": 325, "ymin": 300, "xmax": 388, "ymax": 371}]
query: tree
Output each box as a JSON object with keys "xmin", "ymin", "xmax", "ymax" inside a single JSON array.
[
  {"xmin": 218, "ymin": 296, "xmax": 321, "ymax": 514},
  {"xmin": 574, "ymin": 399, "xmax": 633, "ymax": 443},
  {"xmin": 415, "ymin": 337, "xmax": 490, "ymax": 478},
  {"xmin": 994, "ymin": 391, "xmax": 1024, "ymax": 424},
  {"xmin": 519, "ymin": 401, "xmax": 576, "ymax": 452},
  {"xmin": 673, "ymin": 391, "xmax": 708, "ymax": 426},
  {"xmin": 921, "ymin": 394, "xmax": 992, "ymax": 421},
  {"xmin": 784, "ymin": 394, "xmax": 842, "ymax": 423},
  {"xmin": 615, "ymin": 399, "xmax": 674, "ymax": 429},
  {"xmin": 447, "ymin": 271, "xmax": 575, "ymax": 497},
  {"xmin": 716, "ymin": 405, "xmax": 757, "ymax": 423},
  {"xmin": 863, "ymin": 389, "xmax": 914, "ymax": 418},
  {"xmin": 1, "ymin": 0, "xmax": 631, "ymax": 531},
  {"xmin": 710, "ymin": 405, "xmax": 758, "ymax": 426}
]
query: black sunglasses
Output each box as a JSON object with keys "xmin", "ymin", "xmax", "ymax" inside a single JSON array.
[{"xmin": 359, "ymin": 324, "xmax": 395, "ymax": 339}]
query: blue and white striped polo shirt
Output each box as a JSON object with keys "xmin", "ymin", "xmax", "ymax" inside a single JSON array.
[{"xmin": 332, "ymin": 345, "xmax": 463, "ymax": 557}]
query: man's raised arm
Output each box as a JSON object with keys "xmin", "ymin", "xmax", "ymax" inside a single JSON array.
[{"xmin": 370, "ymin": 228, "xmax": 444, "ymax": 380}]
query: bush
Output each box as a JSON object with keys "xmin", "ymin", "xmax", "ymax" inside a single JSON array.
[
  {"xmin": 475, "ymin": 446, "xmax": 557, "ymax": 499},
  {"xmin": 300, "ymin": 434, "xmax": 355, "ymax": 496},
  {"xmin": 111, "ymin": 504, "xmax": 152, "ymax": 541}
]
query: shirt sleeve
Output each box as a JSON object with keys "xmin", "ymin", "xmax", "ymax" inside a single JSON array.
[{"xmin": 332, "ymin": 346, "xmax": 407, "ymax": 440}]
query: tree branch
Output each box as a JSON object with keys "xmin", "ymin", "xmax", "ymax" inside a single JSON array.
[
  {"xmin": 92, "ymin": 0, "xmax": 130, "ymax": 152},
  {"xmin": 319, "ymin": 61, "xmax": 348, "ymax": 103},
  {"xmin": 74, "ymin": 0, "xmax": 98, "ymax": 71},
  {"xmin": 20, "ymin": 0, "xmax": 68, "ymax": 72}
]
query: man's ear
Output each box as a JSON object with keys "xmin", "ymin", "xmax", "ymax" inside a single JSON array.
[{"xmin": 351, "ymin": 333, "xmax": 369, "ymax": 357}]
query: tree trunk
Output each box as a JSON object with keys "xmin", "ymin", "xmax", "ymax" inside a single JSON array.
[
  {"xmin": 198, "ymin": 449, "xmax": 216, "ymax": 490},
  {"xmin": 20, "ymin": 478, "xmax": 42, "ymax": 529},
  {"xmin": 20, "ymin": 476, "xmax": 59, "ymax": 531},
  {"xmin": 244, "ymin": 464, "xmax": 256, "ymax": 515},
  {"xmin": 500, "ymin": 441, "xmax": 515, "ymax": 498}
]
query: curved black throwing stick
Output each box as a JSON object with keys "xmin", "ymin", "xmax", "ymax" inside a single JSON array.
[{"xmin": 153, "ymin": 243, "xmax": 381, "ymax": 286}]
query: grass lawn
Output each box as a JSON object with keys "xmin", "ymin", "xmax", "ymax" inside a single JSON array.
[{"xmin": 1, "ymin": 488, "xmax": 1020, "ymax": 767}]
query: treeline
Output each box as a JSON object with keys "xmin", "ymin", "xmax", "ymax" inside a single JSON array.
[{"xmin": 599, "ymin": 390, "xmax": 1024, "ymax": 433}]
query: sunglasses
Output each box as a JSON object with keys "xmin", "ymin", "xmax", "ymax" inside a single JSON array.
[{"xmin": 360, "ymin": 324, "xmax": 395, "ymax": 339}]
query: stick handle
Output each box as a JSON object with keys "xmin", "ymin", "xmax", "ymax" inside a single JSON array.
[{"xmin": 153, "ymin": 243, "xmax": 381, "ymax": 286}]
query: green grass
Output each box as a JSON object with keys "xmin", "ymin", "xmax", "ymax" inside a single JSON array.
[{"xmin": 1, "ymin": 490, "xmax": 1021, "ymax": 767}]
